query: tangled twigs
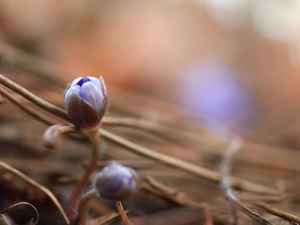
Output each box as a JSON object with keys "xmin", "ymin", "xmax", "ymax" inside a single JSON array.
[
  {"xmin": 1, "ymin": 202, "xmax": 40, "ymax": 225},
  {"xmin": 0, "ymin": 161, "xmax": 69, "ymax": 225}
]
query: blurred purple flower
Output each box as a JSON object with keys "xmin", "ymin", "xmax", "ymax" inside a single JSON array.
[
  {"xmin": 176, "ymin": 59, "xmax": 255, "ymax": 126},
  {"xmin": 94, "ymin": 162, "xmax": 138, "ymax": 201}
]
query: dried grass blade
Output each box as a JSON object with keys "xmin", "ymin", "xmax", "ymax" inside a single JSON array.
[{"xmin": 0, "ymin": 161, "xmax": 70, "ymax": 225}]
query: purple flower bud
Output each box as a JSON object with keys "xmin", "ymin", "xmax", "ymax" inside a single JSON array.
[
  {"xmin": 94, "ymin": 162, "xmax": 138, "ymax": 201},
  {"xmin": 64, "ymin": 76, "xmax": 108, "ymax": 128}
]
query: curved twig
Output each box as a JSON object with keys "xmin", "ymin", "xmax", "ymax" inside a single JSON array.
[
  {"xmin": 1, "ymin": 202, "xmax": 39, "ymax": 225},
  {"xmin": 219, "ymin": 137, "xmax": 273, "ymax": 225},
  {"xmin": 0, "ymin": 161, "xmax": 70, "ymax": 225}
]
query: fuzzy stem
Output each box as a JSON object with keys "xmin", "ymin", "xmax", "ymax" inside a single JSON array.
[
  {"xmin": 116, "ymin": 201, "xmax": 133, "ymax": 225},
  {"xmin": 67, "ymin": 128, "xmax": 100, "ymax": 219},
  {"xmin": 76, "ymin": 190, "xmax": 98, "ymax": 225}
]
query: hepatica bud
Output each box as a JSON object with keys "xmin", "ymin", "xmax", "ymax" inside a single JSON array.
[
  {"xmin": 64, "ymin": 76, "xmax": 108, "ymax": 128},
  {"xmin": 94, "ymin": 162, "xmax": 138, "ymax": 201}
]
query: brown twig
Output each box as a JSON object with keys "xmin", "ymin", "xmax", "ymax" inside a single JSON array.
[
  {"xmin": 115, "ymin": 201, "xmax": 133, "ymax": 225},
  {"xmin": 0, "ymin": 161, "xmax": 69, "ymax": 225},
  {"xmin": 0, "ymin": 87, "xmax": 57, "ymax": 126},
  {"xmin": 219, "ymin": 137, "xmax": 273, "ymax": 224},
  {"xmin": 1, "ymin": 202, "xmax": 40, "ymax": 225},
  {"xmin": 255, "ymin": 202, "xmax": 300, "ymax": 223},
  {"xmin": 0, "ymin": 73, "xmax": 278, "ymax": 196},
  {"xmin": 0, "ymin": 74, "xmax": 70, "ymax": 122},
  {"xmin": 140, "ymin": 176, "xmax": 202, "ymax": 208},
  {"xmin": 203, "ymin": 204, "xmax": 213, "ymax": 225},
  {"xmin": 100, "ymin": 129, "xmax": 278, "ymax": 195}
]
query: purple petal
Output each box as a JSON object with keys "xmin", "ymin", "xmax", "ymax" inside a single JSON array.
[
  {"xmin": 79, "ymin": 82, "xmax": 104, "ymax": 114},
  {"xmin": 87, "ymin": 77, "xmax": 102, "ymax": 91},
  {"xmin": 70, "ymin": 77, "xmax": 83, "ymax": 87},
  {"xmin": 77, "ymin": 77, "xmax": 90, "ymax": 86}
]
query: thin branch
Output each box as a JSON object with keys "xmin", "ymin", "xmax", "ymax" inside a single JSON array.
[
  {"xmin": 1, "ymin": 202, "xmax": 39, "ymax": 225},
  {"xmin": 220, "ymin": 137, "xmax": 273, "ymax": 225},
  {"xmin": 255, "ymin": 202, "xmax": 300, "ymax": 223},
  {"xmin": 0, "ymin": 74, "xmax": 278, "ymax": 196},
  {"xmin": 100, "ymin": 129, "xmax": 278, "ymax": 195},
  {"xmin": 0, "ymin": 74, "xmax": 71, "ymax": 122},
  {"xmin": 116, "ymin": 201, "xmax": 133, "ymax": 225},
  {"xmin": 0, "ymin": 161, "xmax": 69, "ymax": 225},
  {"xmin": 0, "ymin": 87, "xmax": 56, "ymax": 126}
]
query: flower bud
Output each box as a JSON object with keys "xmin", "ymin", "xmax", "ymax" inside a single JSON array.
[
  {"xmin": 94, "ymin": 162, "xmax": 138, "ymax": 201},
  {"xmin": 64, "ymin": 76, "xmax": 108, "ymax": 128}
]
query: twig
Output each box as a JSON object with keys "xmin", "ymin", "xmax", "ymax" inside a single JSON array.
[
  {"xmin": 0, "ymin": 74, "xmax": 70, "ymax": 122},
  {"xmin": 255, "ymin": 202, "xmax": 300, "ymax": 223},
  {"xmin": 140, "ymin": 176, "xmax": 203, "ymax": 208},
  {"xmin": 0, "ymin": 74, "xmax": 278, "ymax": 195},
  {"xmin": 0, "ymin": 87, "xmax": 56, "ymax": 126},
  {"xmin": 1, "ymin": 202, "xmax": 39, "ymax": 225},
  {"xmin": 115, "ymin": 201, "xmax": 133, "ymax": 225},
  {"xmin": 203, "ymin": 204, "xmax": 213, "ymax": 225},
  {"xmin": 0, "ymin": 161, "xmax": 69, "ymax": 225},
  {"xmin": 219, "ymin": 137, "xmax": 273, "ymax": 224},
  {"xmin": 100, "ymin": 129, "xmax": 278, "ymax": 195}
]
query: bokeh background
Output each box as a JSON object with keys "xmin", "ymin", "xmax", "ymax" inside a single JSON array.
[{"xmin": 2, "ymin": 0, "xmax": 300, "ymax": 148}]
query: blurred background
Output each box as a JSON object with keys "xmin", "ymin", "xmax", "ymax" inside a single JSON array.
[
  {"xmin": 1, "ymin": 0, "xmax": 300, "ymax": 148},
  {"xmin": 1, "ymin": 0, "xmax": 300, "ymax": 224}
]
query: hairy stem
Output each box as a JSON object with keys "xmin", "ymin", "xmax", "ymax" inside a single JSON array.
[
  {"xmin": 67, "ymin": 128, "xmax": 100, "ymax": 219},
  {"xmin": 77, "ymin": 190, "xmax": 98, "ymax": 225}
]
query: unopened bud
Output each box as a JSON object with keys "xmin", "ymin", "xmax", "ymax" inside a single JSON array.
[
  {"xmin": 94, "ymin": 162, "xmax": 138, "ymax": 201},
  {"xmin": 64, "ymin": 76, "xmax": 108, "ymax": 129}
]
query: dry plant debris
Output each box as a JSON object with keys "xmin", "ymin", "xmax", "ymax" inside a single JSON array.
[{"xmin": 0, "ymin": 44, "xmax": 300, "ymax": 225}]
